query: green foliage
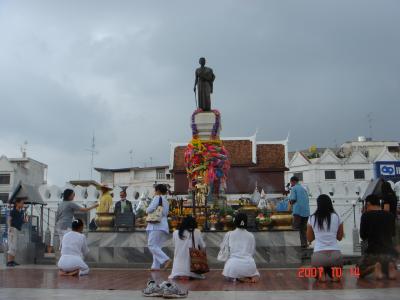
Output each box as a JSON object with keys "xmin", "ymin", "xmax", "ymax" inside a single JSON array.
[
  {"xmin": 136, "ymin": 209, "xmax": 145, "ymax": 218},
  {"xmin": 218, "ymin": 206, "xmax": 235, "ymax": 217}
]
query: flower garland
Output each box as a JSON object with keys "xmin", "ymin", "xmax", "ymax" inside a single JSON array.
[{"xmin": 184, "ymin": 138, "xmax": 230, "ymax": 192}]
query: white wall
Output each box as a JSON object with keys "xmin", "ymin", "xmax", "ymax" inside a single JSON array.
[{"xmin": 0, "ymin": 156, "xmax": 47, "ymax": 200}]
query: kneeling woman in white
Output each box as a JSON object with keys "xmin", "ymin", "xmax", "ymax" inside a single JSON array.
[
  {"xmin": 220, "ymin": 213, "xmax": 260, "ymax": 283},
  {"xmin": 58, "ymin": 219, "xmax": 90, "ymax": 276},
  {"xmin": 169, "ymin": 216, "xmax": 206, "ymax": 280}
]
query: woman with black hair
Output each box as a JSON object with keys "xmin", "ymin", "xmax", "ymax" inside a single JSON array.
[
  {"xmin": 381, "ymin": 181, "xmax": 398, "ymax": 217},
  {"xmin": 146, "ymin": 184, "xmax": 172, "ymax": 271},
  {"xmin": 169, "ymin": 215, "xmax": 206, "ymax": 280},
  {"xmin": 57, "ymin": 219, "xmax": 90, "ymax": 276},
  {"xmin": 307, "ymin": 194, "xmax": 344, "ymax": 282},
  {"xmin": 55, "ymin": 189, "xmax": 98, "ymax": 251},
  {"xmin": 220, "ymin": 213, "xmax": 260, "ymax": 283}
]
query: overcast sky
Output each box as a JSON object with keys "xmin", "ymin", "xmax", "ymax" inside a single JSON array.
[{"xmin": 0, "ymin": 0, "xmax": 399, "ymax": 185}]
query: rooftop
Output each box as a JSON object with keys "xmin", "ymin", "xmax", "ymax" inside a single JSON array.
[
  {"xmin": 1, "ymin": 155, "xmax": 48, "ymax": 168},
  {"xmin": 95, "ymin": 165, "xmax": 169, "ymax": 173},
  {"xmin": 171, "ymin": 136, "xmax": 288, "ymax": 172}
]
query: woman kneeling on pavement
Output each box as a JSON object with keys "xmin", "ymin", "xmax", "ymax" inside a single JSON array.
[
  {"xmin": 307, "ymin": 194, "xmax": 344, "ymax": 282},
  {"xmin": 169, "ymin": 215, "xmax": 206, "ymax": 280},
  {"xmin": 57, "ymin": 219, "xmax": 90, "ymax": 276},
  {"xmin": 220, "ymin": 212, "xmax": 260, "ymax": 283}
]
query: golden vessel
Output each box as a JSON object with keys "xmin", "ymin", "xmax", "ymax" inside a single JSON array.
[
  {"xmin": 270, "ymin": 212, "xmax": 293, "ymax": 230},
  {"xmin": 95, "ymin": 212, "xmax": 114, "ymax": 231}
]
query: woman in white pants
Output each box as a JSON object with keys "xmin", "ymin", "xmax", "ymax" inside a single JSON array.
[
  {"xmin": 58, "ymin": 219, "xmax": 90, "ymax": 276},
  {"xmin": 146, "ymin": 184, "xmax": 172, "ymax": 271}
]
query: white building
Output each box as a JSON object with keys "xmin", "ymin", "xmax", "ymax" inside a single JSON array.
[
  {"xmin": 286, "ymin": 137, "xmax": 400, "ymax": 254},
  {"xmin": 287, "ymin": 138, "xmax": 400, "ymax": 198},
  {"xmin": 94, "ymin": 165, "xmax": 174, "ymax": 193},
  {"xmin": 0, "ymin": 155, "xmax": 48, "ymax": 204}
]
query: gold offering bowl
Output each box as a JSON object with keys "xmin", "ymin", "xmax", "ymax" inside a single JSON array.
[
  {"xmin": 270, "ymin": 212, "xmax": 293, "ymax": 230},
  {"xmin": 239, "ymin": 205, "xmax": 258, "ymax": 211},
  {"xmin": 95, "ymin": 212, "xmax": 115, "ymax": 231}
]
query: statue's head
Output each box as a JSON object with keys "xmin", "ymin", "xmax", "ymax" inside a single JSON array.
[{"xmin": 199, "ymin": 57, "xmax": 206, "ymax": 66}]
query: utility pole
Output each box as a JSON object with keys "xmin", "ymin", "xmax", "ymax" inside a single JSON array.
[
  {"xmin": 129, "ymin": 149, "xmax": 134, "ymax": 167},
  {"xmin": 20, "ymin": 140, "xmax": 28, "ymax": 158},
  {"xmin": 85, "ymin": 132, "xmax": 98, "ymax": 180},
  {"xmin": 367, "ymin": 113, "xmax": 373, "ymax": 140},
  {"xmin": 129, "ymin": 149, "xmax": 134, "ymax": 183}
]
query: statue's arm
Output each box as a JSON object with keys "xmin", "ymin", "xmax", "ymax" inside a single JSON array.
[
  {"xmin": 210, "ymin": 72, "xmax": 215, "ymax": 93},
  {"xmin": 194, "ymin": 72, "xmax": 198, "ymax": 92}
]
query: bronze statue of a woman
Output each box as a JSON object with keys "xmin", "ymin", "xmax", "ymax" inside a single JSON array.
[{"xmin": 194, "ymin": 57, "xmax": 215, "ymax": 111}]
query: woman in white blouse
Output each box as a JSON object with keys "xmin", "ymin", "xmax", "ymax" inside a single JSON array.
[
  {"xmin": 169, "ymin": 216, "xmax": 206, "ymax": 280},
  {"xmin": 57, "ymin": 219, "xmax": 90, "ymax": 276},
  {"xmin": 307, "ymin": 194, "xmax": 344, "ymax": 282},
  {"xmin": 220, "ymin": 213, "xmax": 260, "ymax": 283}
]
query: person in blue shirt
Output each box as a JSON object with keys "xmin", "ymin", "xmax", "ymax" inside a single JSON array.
[
  {"xmin": 289, "ymin": 176, "xmax": 310, "ymax": 248},
  {"xmin": 146, "ymin": 184, "xmax": 172, "ymax": 271},
  {"xmin": 7, "ymin": 197, "xmax": 27, "ymax": 267}
]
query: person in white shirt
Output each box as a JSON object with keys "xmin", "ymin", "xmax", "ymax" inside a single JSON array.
[
  {"xmin": 169, "ymin": 215, "xmax": 206, "ymax": 280},
  {"xmin": 57, "ymin": 219, "xmax": 90, "ymax": 276},
  {"xmin": 307, "ymin": 194, "xmax": 344, "ymax": 282},
  {"xmin": 221, "ymin": 213, "xmax": 260, "ymax": 283},
  {"xmin": 146, "ymin": 184, "xmax": 172, "ymax": 271}
]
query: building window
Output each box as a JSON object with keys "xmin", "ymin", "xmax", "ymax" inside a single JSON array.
[
  {"xmin": 0, "ymin": 193, "xmax": 8, "ymax": 203},
  {"xmin": 156, "ymin": 169, "xmax": 166, "ymax": 180},
  {"xmin": 354, "ymin": 170, "xmax": 365, "ymax": 180},
  {"xmin": 0, "ymin": 174, "xmax": 11, "ymax": 185},
  {"xmin": 293, "ymin": 172, "xmax": 303, "ymax": 181},
  {"xmin": 325, "ymin": 170, "xmax": 336, "ymax": 180}
]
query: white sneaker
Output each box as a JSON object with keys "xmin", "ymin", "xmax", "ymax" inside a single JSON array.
[
  {"xmin": 160, "ymin": 281, "xmax": 188, "ymax": 299},
  {"xmin": 142, "ymin": 280, "xmax": 164, "ymax": 297}
]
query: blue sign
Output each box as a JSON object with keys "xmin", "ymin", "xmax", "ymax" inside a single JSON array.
[{"xmin": 374, "ymin": 161, "xmax": 400, "ymax": 183}]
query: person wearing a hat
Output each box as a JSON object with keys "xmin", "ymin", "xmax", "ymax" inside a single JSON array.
[
  {"xmin": 97, "ymin": 184, "xmax": 113, "ymax": 213},
  {"xmin": 7, "ymin": 197, "xmax": 27, "ymax": 267}
]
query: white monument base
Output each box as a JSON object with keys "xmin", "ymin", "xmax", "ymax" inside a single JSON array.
[{"xmin": 193, "ymin": 111, "xmax": 221, "ymax": 140}]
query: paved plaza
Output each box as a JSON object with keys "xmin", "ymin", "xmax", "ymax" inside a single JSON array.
[{"xmin": 0, "ymin": 266, "xmax": 399, "ymax": 300}]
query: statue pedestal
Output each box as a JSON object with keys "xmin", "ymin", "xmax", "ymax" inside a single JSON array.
[{"xmin": 193, "ymin": 111, "xmax": 222, "ymax": 140}]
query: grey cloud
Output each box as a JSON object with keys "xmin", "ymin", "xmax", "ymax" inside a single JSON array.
[{"xmin": 0, "ymin": 0, "xmax": 399, "ymax": 184}]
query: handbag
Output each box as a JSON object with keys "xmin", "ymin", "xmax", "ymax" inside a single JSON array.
[
  {"xmin": 146, "ymin": 197, "xmax": 163, "ymax": 224},
  {"xmin": 189, "ymin": 231, "xmax": 209, "ymax": 274},
  {"xmin": 217, "ymin": 232, "xmax": 230, "ymax": 262}
]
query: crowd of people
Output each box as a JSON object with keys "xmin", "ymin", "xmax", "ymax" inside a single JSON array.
[{"xmin": 6, "ymin": 178, "xmax": 399, "ymax": 297}]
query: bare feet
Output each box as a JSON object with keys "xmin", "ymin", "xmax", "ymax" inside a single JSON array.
[
  {"xmin": 317, "ymin": 272, "xmax": 327, "ymax": 283},
  {"xmin": 331, "ymin": 276, "xmax": 341, "ymax": 282},
  {"xmin": 238, "ymin": 276, "xmax": 259, "ymax": 283},
  {"xmin": 388, "ymin": 262, "xmax": 397, "ymax": 280},
  {"xmin": 59, "ymin": 269, "xmax": 79, "ymax": 276},
  {"xmin": 175, "ymin": 276, "xmax": 190, "ymax": 281},
  {"xmin": 374, "ymin": 262, "xmax": 384, "ymax": 280},
  {"xmin": 163, "ymin": 259, "xmax": 172, "ymax": 270},
  {"xmin": 250, "ymin": 276, "xmax": 260, "ymax": 283}
]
